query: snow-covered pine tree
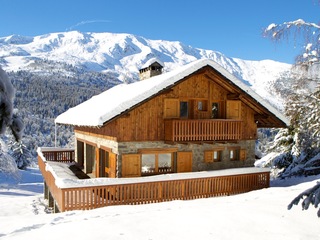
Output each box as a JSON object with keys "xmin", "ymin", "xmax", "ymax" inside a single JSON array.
[
  {"xmin": 288, "ymin": 182, "xmax": 320, "ymax": 217},
  {"xmin": 264, "ymin": 15, "xmax": 320, "ymax": 216},
  {"xmin": 9, "ymin": 140, "xmax": 31, "ymax": 170},
  {"xmin": 264, "ymin": 63, "xmax": 320, "ymax": 179},
  {"xmin": 0, "ymin": 67, "xmax": 24, "ymax": 173},
  {"xmin": 0, "ymin": 138, "xmax": 19, "ymax": 176}
]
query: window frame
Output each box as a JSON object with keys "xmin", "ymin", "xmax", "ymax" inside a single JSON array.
[
  {"xmin": 204, "ymin": 148, "xmax": 224, "ymax": 163},
  {"xmin": 180, "ymin": 101, "xmax": 189, "ymax": 118},
  {"xmin": 229, "ymin": 147, "xmax": 240, "ymax": 161},
  {"xmin": 138, "ymin": 148, "xmax": 177, "ymax": 176},
  {"xmin": 197, "ymin": 99, "xmax": 208, "ymax": 112}
]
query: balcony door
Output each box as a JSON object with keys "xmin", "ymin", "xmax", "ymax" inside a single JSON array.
[{"xmin": 164, "ymin": 98, "xmax": 209, "ymax": 119}]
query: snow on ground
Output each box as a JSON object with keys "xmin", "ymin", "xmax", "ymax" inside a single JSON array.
[{"xmin": 0, "ymin": 167, "xmax": 320, "ymax": 240}]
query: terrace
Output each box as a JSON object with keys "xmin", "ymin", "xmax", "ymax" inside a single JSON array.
[{"xmin": 38, "ymin": 147, "xmax": 270, "ymax": 213}]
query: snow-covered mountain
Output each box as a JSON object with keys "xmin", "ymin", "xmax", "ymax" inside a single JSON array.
[{"xmin": 0, "ymin": 31, "xmax": 291, "ymax": 106}]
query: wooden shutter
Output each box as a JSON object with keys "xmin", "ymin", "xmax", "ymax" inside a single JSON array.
[
  {"xmin": 204, "ymin": 151, "xmax": 214, "ymax": 163},
  {"xmin": 95, "ymin": 148, "xmax": 100, "ymax": 177},
  {"xmin": 108, "ymin": 152, "xmax": 117, "ymax": 178},
  {"xmin": 226, "ymin": 100, "xmax": 241, "ymax": 119},
  {"xmin": 177, "ymin": 152, "xmax": 193, "ymax": 173},
  {"xmin": 240, "ymin": 149, "xmax": 246, "ymax": 161},
  {"xmin": 122, "ymin": 154, "xmax": 141, "ymax": 177},
  {"xmin": 164, "ymin": 99, "xmax": 179, "ymax": 118}
]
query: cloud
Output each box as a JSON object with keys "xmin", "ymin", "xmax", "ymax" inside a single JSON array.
[{"xmin": 66, "ymin": 20, "xmax": 111, "ymax": 31}]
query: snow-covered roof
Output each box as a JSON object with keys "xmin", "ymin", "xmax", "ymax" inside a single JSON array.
[
  {"xmin": 55, "ymin": 58, "xmax": 289, "ymax": 127},
  {"xmin": 141, "ymin": 57, "xmax": 164, "ymax": 69}
]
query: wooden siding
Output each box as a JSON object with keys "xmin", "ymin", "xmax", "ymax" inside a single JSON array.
[
  {"xmin": 75, "ymin": 68, "xmax": 258, "ymax": 142},
  {"xmin": 39, "ymin": 148, "xmax": 270, "ymax": 212}
]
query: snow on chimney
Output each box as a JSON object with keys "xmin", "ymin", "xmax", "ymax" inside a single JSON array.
[{"xmin": 139, "ymin": 58, "xmax": 164, "ymax": 80}]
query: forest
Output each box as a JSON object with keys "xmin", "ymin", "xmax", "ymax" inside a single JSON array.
[{"xmin": 6, "ymin": 62, "xmax": 122, "ymax": 159}]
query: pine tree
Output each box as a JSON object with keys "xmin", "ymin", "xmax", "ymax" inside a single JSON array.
[
  {"xmin": 288, "ymin": 182, "xmax": 320, "ymax": 217},
  {"xmin": 10, "ymin": 141, "xmax": 31, "ymax": 170},
  {"xmin": 264, "ymin": 15, "xmax": 320, "ymax": 216},
  {"xmin": 0, "ymin": 138, "xmax": 18, "ymax": 175},
  {"xmin": 0, "ymin": 67, "xmax": 24, "ymax": 173}
]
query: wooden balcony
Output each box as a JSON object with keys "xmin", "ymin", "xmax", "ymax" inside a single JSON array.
[
  {"xmin": 40, "ymin": 147, "xmax": 75, "ymax": 163},
  {"xmin": 164, "ymin": 119, "xmax": 243, "ymax": 142},
  {"xmin": 38, "ymin": 147, "xmax": 269, "ymax": 213}
]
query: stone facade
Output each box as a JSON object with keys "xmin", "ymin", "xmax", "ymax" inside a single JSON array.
[
  {"xmin": 118, "ymin": 140, "xmax": 255, "ymax": 177},
  {"xmin": 75, "ymin": 131, "xmax": 255, "ymax": 178}
]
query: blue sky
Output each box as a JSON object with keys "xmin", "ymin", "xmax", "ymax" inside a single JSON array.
[{"xmin": 1, "ymin": 0, "xmax": 319, "ymax": 63}]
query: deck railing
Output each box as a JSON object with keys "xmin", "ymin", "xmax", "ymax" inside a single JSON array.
[
  {"xmin": 41, "ymin": 147, "xmax": 75, "ymax": 163},
  {"xmin": 38, "ymin": 148, "xmax": 269, "ymax": 213},
  {"xmin": 164, "ymin": 119, "xmax": 243, "ymax": 142}
]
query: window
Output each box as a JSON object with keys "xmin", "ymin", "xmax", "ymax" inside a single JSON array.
[
  {"xmin": 180, "ymin": 101, "xmax": 188, "ymax": 118},
  {"xmin": 229, "ymin": 148, "xmax": 240, "ymax": 161},
  {"xmin": 76, "ymin": 140, "xmax": 84, "ymax": 168},
  {"xmin": 140, "ymin": 151, "xmax": 174, "ymax": 176},
  {"xmin": 142, "ymin": 154, "xmax": 156, "ymax": 174},
  {"xmin": 204, "ymin": 149, "xmax": 223, "ymax": 162},
  {"xmin": 197, "ymin": 100, "xmax": 208, "ymax": 111},
  {"xmin": 213, "ymin": 151, "xmax": 220, "ymax": 161},
  {"xmin": 211, "ymin": 102, "xmax": 219, "ymax": 119},
  {"xmin": 158, "ymin": 153, "xmax": 172, "ymax": 173},
  {"xmin": 85, "ymin": 143, "xmax": 96, "ymax": 174}
]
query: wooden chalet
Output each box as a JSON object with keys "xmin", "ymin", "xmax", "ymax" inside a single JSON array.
[
  {"xmin": 38, "ymin": 58, "xmax": 288, "ymax": 212},
  {"xmin": 54, "ymin": 58, "xmax": 288, "ymax": 178}
]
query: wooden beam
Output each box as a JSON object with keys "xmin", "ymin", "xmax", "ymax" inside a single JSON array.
[
  {"xmin": 254, "ymin": 114, "xmax": 270, "ymax": 120},
  {"xmin": 227, "ymin": 93, "xmax": 240, "ymax": 100},
  {"xmin": 204, "ymin": 70, "xmax": 236, "ymax": 93}
]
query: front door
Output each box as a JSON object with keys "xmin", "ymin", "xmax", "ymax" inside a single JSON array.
[
  {"xmin": 122, "ymin": 154, "xmax": 141, "ymax": 177},
  {"xmin": 177, "ymin": 152, "xmax": 193, "ymax": 173}
]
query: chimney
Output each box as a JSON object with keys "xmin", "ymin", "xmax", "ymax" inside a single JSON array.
[{"xmin": 139, "ymin": 58, "xmax": 164, "ymax": 80}]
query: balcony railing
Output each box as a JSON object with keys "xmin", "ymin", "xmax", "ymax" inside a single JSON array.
[
  {"xmin": 164, "ymin": 119, "xmax": 243, "ymax": 142},
  {"xmin": 40, "ymin": 147, "xmax": 75, "ymax": 163}
]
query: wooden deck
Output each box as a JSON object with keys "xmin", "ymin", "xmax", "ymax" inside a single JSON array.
[{"xmin": 38, "ymin": 148, "xmax": 270, "ymax": 213}]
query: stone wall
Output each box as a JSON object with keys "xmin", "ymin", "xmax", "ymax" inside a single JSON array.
[
  {"xmin": 118, "ymin": 140, "xmax": 255, "ymax": 176},
  {"xmin": 75, "ymin": 131, "xmax": 256, "ymax": 178}
]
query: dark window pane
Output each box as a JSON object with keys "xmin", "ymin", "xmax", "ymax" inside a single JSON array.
[
  {"xmin": 180, "ymin": 101, "xmax": 188, "ymax": 118},
  {"xmin": 211, "ymin": 103, "xmax": 219, "ymax": 119}
]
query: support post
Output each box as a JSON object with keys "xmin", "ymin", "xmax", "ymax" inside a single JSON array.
[
  {"xmin": 44, "ymin": 181, "xmax": 49, "ymax": 200},
  {"xmin": 54, "ymin": 201, "xmax": 60, "ymax": 213},
  {"xmin": 54, "ymin": 122, "xmax": 57, "ymax": 147},
  {"xmin": 48, "ymin": 190, "xmax": 54, "ymax": 209}
]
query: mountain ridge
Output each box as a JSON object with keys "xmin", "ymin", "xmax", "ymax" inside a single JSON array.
[
  {"xmin": 0, "ymin": 31, "xmax": 292, "ymax": 109},
  {"xmin": 0, "ymin": 31, "xmax": 292, "ymax": 157},
  {"xmin": 0, "ymin": 31, "xmax": 290, "ymax": 75}
]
